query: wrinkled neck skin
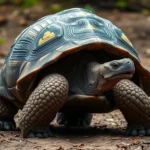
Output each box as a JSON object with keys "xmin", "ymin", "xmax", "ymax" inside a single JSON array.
[
  {"xmin": 78, "ymin": 62, "xmax": 105, "ymax": 95},
  {"xmin": 67, "ymin": 53, "xmax": 113, "ymax": 96},
  {"xmin": 68, "ymin": 54, "xmax": 106, "ymax": 96}
]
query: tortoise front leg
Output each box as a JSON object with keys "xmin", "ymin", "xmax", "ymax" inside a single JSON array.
[
  {"xmin": 0, "ymin": 97, "xmax": 17, "ymax": 130},
  {"xmin": 18, "ymin": 74, "xmax": 68, "ymax": 138},
  {"xmin": 113, "ymin": 79, "xmax": 150, "ymax": 136}
]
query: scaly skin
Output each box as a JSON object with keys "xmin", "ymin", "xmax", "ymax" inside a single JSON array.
[
  {"xmin": 18, "ymin": 74, "xmax": 68, "ymax": 138},
  {"xmin": 113, "ymin": 79, "xmax": 150, "ymax": 136},
  {"xmin": 0, "ymin": 97, "xmax": 17, "ymax": 130}
]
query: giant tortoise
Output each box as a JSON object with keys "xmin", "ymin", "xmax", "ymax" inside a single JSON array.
[{"xmin": 0, "ymin": 8, "xmax": 150, "ymax": 138}]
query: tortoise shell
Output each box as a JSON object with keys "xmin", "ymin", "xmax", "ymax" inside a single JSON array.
[{"xmin": 0, "ymin": 8, "xmax": 150, "ymax": 104}]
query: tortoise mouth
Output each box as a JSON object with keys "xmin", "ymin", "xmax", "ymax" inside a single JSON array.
[{"xmin": 111, "ymin": 70, "xmax": 135, "ymax": 79}]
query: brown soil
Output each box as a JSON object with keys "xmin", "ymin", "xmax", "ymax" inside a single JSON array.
[{"xmin": 0, "ymin": 5, "xmax": 150, "ymax": 150}]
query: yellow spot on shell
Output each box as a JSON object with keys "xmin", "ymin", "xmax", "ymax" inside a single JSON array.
[
  {"xmin": 38, "ymin": 31, "xmax": 55, "ymax": 46},
  {"xmin": 121, "ymin": 33, "xmax": 133, "ymax": 47},
  {"xmin": 80, "ymin": 24, "xmax": 104, "ymax": 33},
  {"xmin": 86, "ymin": 24, "xmax": 96, "ymax": 30}
]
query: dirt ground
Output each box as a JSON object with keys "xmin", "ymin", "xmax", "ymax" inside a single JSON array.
[{"xmin": 0, "ymin": 4, "xmax": 150, "ymax": 150}]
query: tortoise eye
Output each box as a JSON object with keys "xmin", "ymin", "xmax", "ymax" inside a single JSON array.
[{"xmin": 111, "ymin": 62, "xmax": 120, "ymax": 69}]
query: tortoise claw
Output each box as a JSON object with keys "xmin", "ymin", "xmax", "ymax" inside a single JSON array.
[
  {"xmin": 126, "ymin": 125, "xmax": 150, "ymax": 136},
  {"xmin": 27, "ymin": 131, "xmax": 52, "ymax": 138},
  {"xmin": 24, "ymin": 127, "xmax": 52, "ymax": 138}
]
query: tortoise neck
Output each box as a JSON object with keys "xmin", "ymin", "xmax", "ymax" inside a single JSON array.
[{"xmin": 79, "ymin": 61, "xmax": 105, "ymax": 96}]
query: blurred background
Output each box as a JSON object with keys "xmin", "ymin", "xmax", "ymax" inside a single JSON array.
[{"xmin": 0, "ymin": 0, "xmax": 149, "ymax": 69}]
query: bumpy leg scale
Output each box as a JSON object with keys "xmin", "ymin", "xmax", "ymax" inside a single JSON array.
[
  {"xmin": 113, "ymin": 79, "xmax": 150, "ymax": 136},
  {"xmin": 18, "ymin": 74, "xmax": 68, "ymax": 138}
]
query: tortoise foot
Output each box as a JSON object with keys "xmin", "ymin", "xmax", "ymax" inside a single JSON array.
[
  {"xmin": 0, "ymin": 119, "xmax": 16, "ymax": 130},
  {"xmin": 57, "ymin": 112, "xmax": 93, "ymax": 127},
  {"xmin": 126, "ymin": 125, "xmax": 150, "ymax": 136},
  {"xmin": 25, "ymin": 127, "xmax": 52, "ymax": 138},
  {"xmin": 113, "ymin": 80, "xmax": 150, "ymax": 136}
]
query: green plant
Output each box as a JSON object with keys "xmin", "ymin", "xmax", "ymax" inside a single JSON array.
[
  {"xmin": 84, "ymin": 4, "xmax": 95, "ymax": 12},
  {"xmin": 47, "ymin": 3, "xmax": 64, "ymax": 13},
  {"xmin": 141, "ymin": 9, "xmax": 150, "ymax": 15},
  {"xmin": 22, "ymin": 0, "xmax": 39, "ymax": 8},
  {"xmin": 115, "ymin": 0, "xmax": 127, "ymax": 9},
  {"xmin": 0, "ymin": 0, "xmax": 5, "ymax": 4}
]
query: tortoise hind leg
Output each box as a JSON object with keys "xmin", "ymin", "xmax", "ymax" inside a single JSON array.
[
  {"xmin": 0, "ymin": 97, "xmax": 17, "ymax": 130},
  {"xmin": 18, "ymin": 74, "xmax": 68, "ymax": 138},
  {"xmin": 57, "ymin": 112, "xmax": 93, "ymax": 127},
  {"xmin": 113, "ymin": 79, "xmax": 150, "ymax": 136}
]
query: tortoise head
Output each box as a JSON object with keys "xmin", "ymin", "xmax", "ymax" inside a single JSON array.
[{"xmin": 98, "ymin": 58, "xmax": 135, "ymax": 93}]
